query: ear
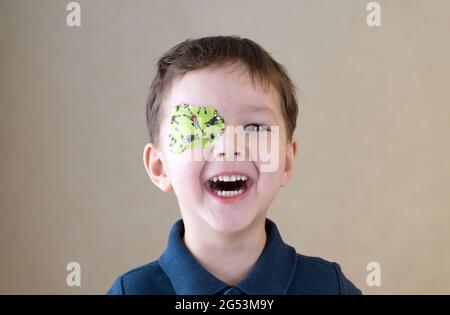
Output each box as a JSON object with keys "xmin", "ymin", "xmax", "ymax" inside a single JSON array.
[
  {"xmin": 143, "ymin": 143, "xmax": 172, "ymax": 192},
  {"xmin": 280, "ymin": 137, "xmax": 298, "ymax": 187}
]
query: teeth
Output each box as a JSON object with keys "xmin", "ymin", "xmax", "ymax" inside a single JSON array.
[
  {"xmin": 214, "ymin": 188, "xmax": 245, "ymax": 198},
  {"xmin": 210, "ymin": 174, "xmax": 248, "ymax": 183},
  {"xmin": 208, "ymin": 174, "xmax": 249, "ymax": 198}
]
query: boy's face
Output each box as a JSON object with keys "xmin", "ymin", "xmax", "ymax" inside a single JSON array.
[{"xmin": 144, "ymin": 62, "xmax": 297, "ymax": 234}]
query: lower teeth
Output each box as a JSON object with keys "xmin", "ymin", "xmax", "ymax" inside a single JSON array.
[{"xmin": 214, "ymin": 189, "xmax": 244, "ymax": 197}]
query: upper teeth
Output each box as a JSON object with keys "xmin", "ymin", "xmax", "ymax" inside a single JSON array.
[{"xmin": 212, "ymin": 175, "xmax": 247, "ymax": 182}]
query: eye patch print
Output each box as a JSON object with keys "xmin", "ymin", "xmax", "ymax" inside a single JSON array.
[{"xmin": 168, "ymin": 104, "xmax": 226, "ymax": 153}]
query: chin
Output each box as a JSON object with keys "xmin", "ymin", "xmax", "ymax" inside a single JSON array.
[{"xmin": 205, "ymin": 211, "xmax": 261, "ymax": 234}]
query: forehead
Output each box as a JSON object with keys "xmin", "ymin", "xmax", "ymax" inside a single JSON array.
[{"xmin": 162, "ymin": 63, "xmax": 282, "ymax": 118}]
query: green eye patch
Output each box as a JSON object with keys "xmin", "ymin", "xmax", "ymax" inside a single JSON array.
[{"xmin": 168, "ymin": 104, "xmax": 226, "ymax": 153}]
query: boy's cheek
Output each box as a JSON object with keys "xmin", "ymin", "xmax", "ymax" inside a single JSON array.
[
  {"xmin": 248, "ymin": 130, "xmax": 285, "ymax": 173},
  {"xmin": 167, "ymin": 147, "xmax": 208, "ymax": 164},
  {"xmin": 258, "ymin": 171, "xmax": 285, "ymax": 196},
  {"xmin": 165, "ymin": 154, "xmax": 205, "ymax": 184}
]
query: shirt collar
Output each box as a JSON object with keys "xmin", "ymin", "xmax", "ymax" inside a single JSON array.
[{"xmin": 159, "ymin": 218, "xmax": 297, "ymax": 295}]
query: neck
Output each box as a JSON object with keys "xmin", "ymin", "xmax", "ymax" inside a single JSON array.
[{"xmin": 182, "ymin": 215, "xmax": 267, "ymax": 286}]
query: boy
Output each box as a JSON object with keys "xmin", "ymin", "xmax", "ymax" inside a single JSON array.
[{"xmin": 107, "ymin": 36, "xmax": 362, "ymax": 295}]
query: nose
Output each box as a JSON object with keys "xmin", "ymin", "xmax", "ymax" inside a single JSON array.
[{"xmin": 211, "ymin": 126, "xmax": 246, "ymax": 161}]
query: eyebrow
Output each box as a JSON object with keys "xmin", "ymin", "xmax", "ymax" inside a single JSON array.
[{"xmin": 241, "ymin": 103, "xmax": 276, "ymax": 116}]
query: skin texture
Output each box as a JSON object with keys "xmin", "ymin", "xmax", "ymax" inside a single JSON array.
[{"xmin": 143, "ymin": 62, "xmax": 297, "ymax": 285}]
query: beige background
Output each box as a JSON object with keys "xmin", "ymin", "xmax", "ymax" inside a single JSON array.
[{"xmin": 1, "ymin": 0, "xmax": 449, "ymax": 294}]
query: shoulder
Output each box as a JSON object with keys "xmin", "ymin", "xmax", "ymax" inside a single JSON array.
[
  {"xmin": 288, "ymin": 253, "xmax": 362, "ymax": 295},
  {"xmin": 106, "ymin": 260, "xmax": 175, "ymax": 295}
]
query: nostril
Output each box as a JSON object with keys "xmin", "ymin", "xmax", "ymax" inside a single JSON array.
[{"xmin": 216, "ymin": 151, "xmax": 240, "ymax": 158}]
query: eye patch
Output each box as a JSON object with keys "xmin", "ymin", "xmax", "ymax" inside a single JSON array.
[{"xmin": 168, "ymin": 104, "xmax": 226, "ymax": 153}]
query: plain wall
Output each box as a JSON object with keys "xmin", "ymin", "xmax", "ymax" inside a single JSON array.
[{"xmin": 1, "ymin": 0, "xmax": 449, "ymax": 294}]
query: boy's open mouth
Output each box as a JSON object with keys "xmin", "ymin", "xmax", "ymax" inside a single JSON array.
[{"xmin": 204, "ymin": 173, "xmax": 251, "ymax": 198}]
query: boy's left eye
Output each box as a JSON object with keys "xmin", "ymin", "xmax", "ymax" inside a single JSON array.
[{"xmin": 243, "ymin": 123, "xmax": 270, "ymax": 132}]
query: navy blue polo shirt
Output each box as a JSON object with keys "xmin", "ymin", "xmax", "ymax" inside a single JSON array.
[{"xmin": 107, "ymin": 218, "xmax": 362, "ymax": 295}]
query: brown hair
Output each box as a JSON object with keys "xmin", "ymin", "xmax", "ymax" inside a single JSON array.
[{"xmin": 146, "ymin": 35, "xmax": 298, "ymax": 144}]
